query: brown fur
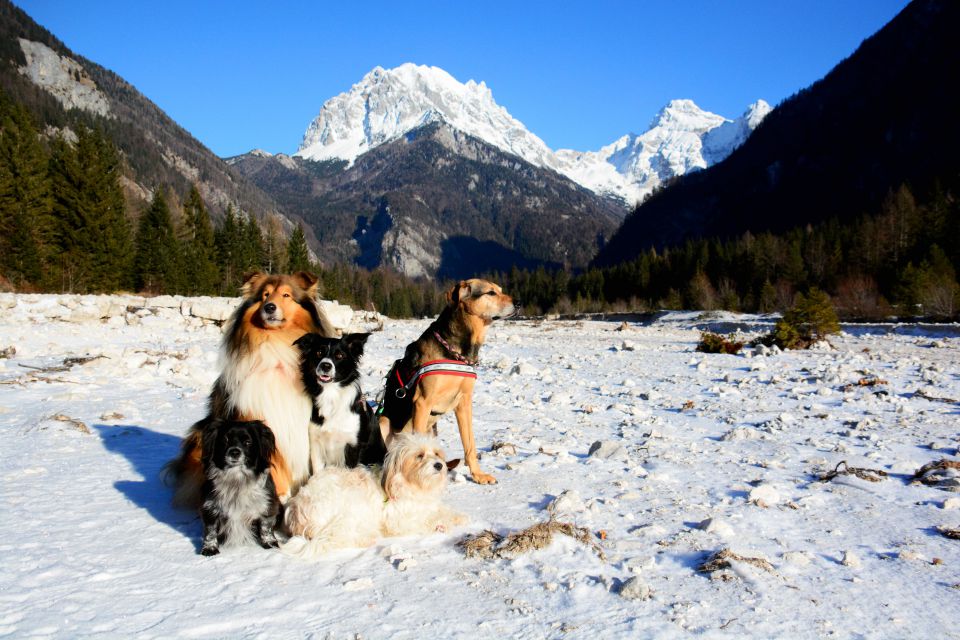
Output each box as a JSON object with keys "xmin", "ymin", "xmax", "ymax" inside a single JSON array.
[
  {"xmin": 166, "ymin": 271, "xmax": 330, "ymax": 507},
  {"xmin": 378, "ymin": 278, "xmax": 514, "ymax": 484}
]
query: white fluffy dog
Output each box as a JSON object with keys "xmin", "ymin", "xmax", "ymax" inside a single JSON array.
[{"xmin": 281, "ymin": 433, "xmax": 466, "ymax": 558}]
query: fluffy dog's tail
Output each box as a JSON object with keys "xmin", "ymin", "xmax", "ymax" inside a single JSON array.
[{"xmin": 161, "ymin": 420, "xmax": 208, "ymax": 509}]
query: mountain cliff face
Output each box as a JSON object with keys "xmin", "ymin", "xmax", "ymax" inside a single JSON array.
[
  {"xmin": 0, "ymin": 0, "xmax": 292, "ymax": 230},
  {"xmin": 594, "ymin": 0, "xmax": 960, "ymax": 267},
  {"xmin": 231, "ymin": 122, "xmax": 625, "ymax": 279}
]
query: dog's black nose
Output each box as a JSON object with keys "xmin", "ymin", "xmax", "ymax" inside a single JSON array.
[
  {"xmin": 263, "ymin": 302, "xmax": 277, "ymax": 314},
  {"xmin": 434, "ymin": 462, "xmax": 443, "ymax": 471},
  {"xmin": 226, "ymin": 446, "xmax": 243, "ymax": 459},
  {"xmin": 319, "ymin": 361, "xmax": 333, "ymax": 372}
]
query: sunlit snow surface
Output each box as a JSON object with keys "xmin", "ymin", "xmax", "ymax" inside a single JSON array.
[{"xmin": 1, "ymin": 299, "xmax": 959, "ymax": 638}]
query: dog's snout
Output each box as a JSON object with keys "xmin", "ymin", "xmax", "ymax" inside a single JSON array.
[
  {"xmin": 263, "ymin": 302, "xmax": 277, "ymax": 314},
  {"xmin": 319, "ymin": 361, "xmax": 333, "ymax": 372},
  {"xmin": 433, "ymin": 461, "xmax": 444, "ymax": 471},
  {"xmin": 226, "ymin": 446, "xmax": 243, "ymax": 459}
]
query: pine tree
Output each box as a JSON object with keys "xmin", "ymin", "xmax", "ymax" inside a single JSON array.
[
  {"xmin": 239, "ymin": 214, "xmax": 265, "ymax": 274},
  {"xmin": 0, "ymin": 101, "xmax": 52, "ymax": 287},
  {"xmin": 49, "ymin": 126, "xmax": 131, "ymax": 292},
  {"xmin": 287, "ymin": 223, "xmax": 311, "ymax": 273},
  {"xmin": 263, "ymin": 214, "xmax": 287, "ymax": 274},
  {"xmin": 215, "ymin": 204, "xmax": 243, "ymax": 293},
  {"xmin": 134, "ymin": 189, "xmax": 180, "ymax": 294},
  {"xmin": 181, "ymin": 184, "xmax": 219, "ymax": 295}
]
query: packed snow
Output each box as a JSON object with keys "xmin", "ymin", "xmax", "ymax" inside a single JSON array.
[
  {"xmin": 292, "ymin": 63, "xmax": 769, "ymax": 206},
  {"xmin": 2, "ymin": 296, "xmax": 959, "ymax": 638}
]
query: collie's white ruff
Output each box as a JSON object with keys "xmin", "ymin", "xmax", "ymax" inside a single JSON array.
[{"xmin": 221, "ymin": 338, "xmax": 313, "ymax": 495}]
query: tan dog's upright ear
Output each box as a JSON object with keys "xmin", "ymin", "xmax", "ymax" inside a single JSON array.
[
  {"xmin": 241, "ymin": 272, "xmax": 266, "ymax": 299},
  {"xmin": 446, "ymin": 281, "xmax": 472, "ymax": 306},
  {"xmin": 293, "ymin": 271, "xmax": 319, "ymax": 297}
]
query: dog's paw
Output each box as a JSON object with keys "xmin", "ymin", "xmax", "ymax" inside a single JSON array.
[
  {"xmin": 471, "ymin": 471, "xmax": 497, "ymax": 485},
  {"xmin": 200, "ymin": 545, "xmax": 220, "ymax": 556}
]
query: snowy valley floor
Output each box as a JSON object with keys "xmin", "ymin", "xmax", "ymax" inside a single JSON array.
[{"xmin": 1, "ymin": 301, "xmax": 959, "ymax": 638}]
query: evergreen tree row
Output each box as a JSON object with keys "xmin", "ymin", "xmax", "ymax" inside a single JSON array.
[{"xmin": 491, "ymin": 181, "xmax": 960, "ymax": 320}]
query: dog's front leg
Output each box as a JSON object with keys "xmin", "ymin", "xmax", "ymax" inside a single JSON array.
[
  {"xmin": 454, "ymin": 391, "xmax": 496, "ymax": 484},
  {"xmin": 410, "ymin": 395, "xmax": 433, "ymax": 433},
  {"xmin": 200, "ymin": 502, "xmax": 221, "ymax": 556}
]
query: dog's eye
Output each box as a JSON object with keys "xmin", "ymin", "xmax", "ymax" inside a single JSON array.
[
  {"xmin": 283, "ymin": 293, "xmax": 291, "ymax": 298},
  {"xmin": 417, "ymin": 453, "xmax": 425, "ymax": 460},
  {"xmin": 485, "ymin": 291, "xmax": 497, "ymax": 296},
  {"xmin": 335, "ymin": 352, "xmax": 344, "ymax": 360}
]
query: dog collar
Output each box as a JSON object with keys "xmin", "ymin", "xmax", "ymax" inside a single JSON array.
[{"xmin": 433, "ymin": 331, "xmax": 476, "ymax": 365}]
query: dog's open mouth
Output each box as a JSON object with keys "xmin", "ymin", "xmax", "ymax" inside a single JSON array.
[{"xmin": 316, "ymin": 373, "xmax": 333, "ymax": 383}]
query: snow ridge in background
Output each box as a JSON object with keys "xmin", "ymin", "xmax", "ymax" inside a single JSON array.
[{"xmin": 294, "ymin": 63, "xmax": 770, "ymax": 205}]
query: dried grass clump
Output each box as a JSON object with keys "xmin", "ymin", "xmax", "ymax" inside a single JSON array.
[
  {"xmin": 696, "ymin": 332, "xmax": 744, "ymax": 355},
  {"xmin": 698, "ymin": 549, "xmax": 775, "ymax": 574},
  {"xmin": 818, "ymin": 461, "xmax": 888, "ymax": 483},
  {"xmin": 913, "ymin": 459, "xmax": 960, "ymax": 487},
  {"xmin": 457, "ymin": 519, "xmax": 605, "ymax": 561},
  {"xmin": 937, "ymin": 526, "xmax": 960, "ymax": 540}
]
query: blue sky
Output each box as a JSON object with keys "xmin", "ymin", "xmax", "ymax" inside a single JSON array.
[{"xmin": 16, "ymin": 1, "xmax": 909, "ymax": 157}]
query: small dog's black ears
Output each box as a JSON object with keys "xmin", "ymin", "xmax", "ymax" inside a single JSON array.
[{"xmin": 344, "ymin": 332, "xmax": 370, "ymax": 359}]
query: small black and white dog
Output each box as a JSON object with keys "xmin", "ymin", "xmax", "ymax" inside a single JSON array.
[
  {"xmin": 294, "ymin": 332, "xmax": 382, "ymax": 470},
  {"xmin": 199, "ymin": 419, "xmax": 282, "ymax": 556}
]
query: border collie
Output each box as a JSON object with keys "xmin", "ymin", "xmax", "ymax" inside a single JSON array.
[{"xmin": 294, "ymin": 332, "xmax": 379, "ymax": 470}]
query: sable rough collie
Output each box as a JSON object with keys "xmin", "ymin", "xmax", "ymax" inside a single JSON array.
[
  {"xmin": 294, "ymin": 332, "xmax": 377, "ymax": 470},
  {"xmin": 199, "ymin": 419, "xmax": 281, "ymax": 555},
  {"xmin": 281, "ymin": 433, "xmax": 466, "ymax": 559},
  {"xmin": 166, "ymin": 271, "xmax": 331, "ymax": 507}
]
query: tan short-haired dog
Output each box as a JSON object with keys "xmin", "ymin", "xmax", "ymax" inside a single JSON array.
[{"xmin": 376, "ymin": 278, "xmax": 515, "ymax": 484}]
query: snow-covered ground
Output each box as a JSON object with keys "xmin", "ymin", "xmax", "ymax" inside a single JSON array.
[{"xmin": 1, "ymin": 298, "xmax": 959, "ymax": 638}]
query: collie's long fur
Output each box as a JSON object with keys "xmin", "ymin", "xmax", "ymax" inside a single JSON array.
[
  {"xmin": 281, "ymin": 433, "xmax": 466, "ymax": 559},
  {"xmin": 166, "ymin": 271, "xmax": 332, "ymax": 507}
]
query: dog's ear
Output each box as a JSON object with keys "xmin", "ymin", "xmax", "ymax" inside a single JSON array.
[
  {"xmin": 199, "ymin": 418, "xmax": 221, "ymax": 467},
  {"xmin": 446, "ymin": 281, "xmax": 473, "ymax": 305},
  {"xmin": 293, "ymin": 332, "xmax": 318, "ymax": 351},
  {"xmin": 241, "ymin": 272, "xmax": 266, "ymax": 299},
  {"xmin": 293, "ymin": 271, "xmax": 319, "ymax": 297},
  {"xmin": 254, "ymin": 422, "xmax": 276, "ymax": 474},
  {"xmin": 344, "ymin": 333, "xmax": 369, "ymax": 359}
]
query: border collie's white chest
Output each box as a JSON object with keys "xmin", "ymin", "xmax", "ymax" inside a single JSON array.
[{"xmin": 309, "ymin": 382, "xmax": 361, "ymax": 469}]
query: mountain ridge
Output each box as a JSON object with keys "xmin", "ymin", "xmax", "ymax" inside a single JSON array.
[{"xmin": 292, "ymin": 62, "xmax": 768, "ymax": 206}]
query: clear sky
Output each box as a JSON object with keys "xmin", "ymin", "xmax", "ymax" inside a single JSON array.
[{"xmin": 15, "ymin": 0, "xmax": 910, "ymax": 158}]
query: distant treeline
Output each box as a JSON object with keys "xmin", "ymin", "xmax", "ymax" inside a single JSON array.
[
  {"xmin": 0, "ymin": 95, "xmax": 445, "ymax": 318},
  {"xmin": 489, "ymin": 180, "xmax": 960, "ymax": 320}
]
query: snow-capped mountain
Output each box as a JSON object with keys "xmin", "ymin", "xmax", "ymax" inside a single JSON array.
[
  {"xmin": 295, "ymin": 64, "xmax": 769, "ymax": 207},
  {"xmin": 555, "ymin": 99, "xmax": 772, "ymax": 204},
  {"xmin": 296, "ymin": 63, "xmax": 557, "ymax": 170}
]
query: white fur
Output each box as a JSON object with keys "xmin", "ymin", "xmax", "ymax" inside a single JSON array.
[
  {"xmin": 205, "ymin": 466, "xmax": 273, "ymax": 548},
  {"xmin": 281, "ymin": 433, "xmax": 466, "ymax": 560},
  {"xmin": 220, "ymin": 338, "xmax": 313, "ymax": 493},
  {"xmin": 309, "ymin": 381, "xmax": 362, "ymax": 470}
]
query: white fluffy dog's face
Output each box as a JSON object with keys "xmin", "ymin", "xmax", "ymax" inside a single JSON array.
[{"xmin": 382, "ymin": 433, "xmax": 448, "ymax": 500}]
